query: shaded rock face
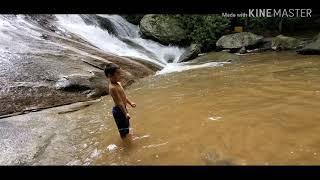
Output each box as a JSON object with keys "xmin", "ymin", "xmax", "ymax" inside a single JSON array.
[
  {"xmin": 178, "ymin": 44, "xmax": 202, "ymax": 62},
  {"xmin": 24, "ymin": 14, "xmax": 59, "ymax": 33},
  {"xmin": 121, "ymin": 14, "xmax": 144, "ymax": 25},
  {"xmin": 118, "ymin": 37, "xmax": 159, "ymax": 60},
  {"xmin": 124, "ymin": 57, "xmax": 162, "ymax": 72},
  {"xmin": 297, "ymin": 33, "xmax": 320, "ymax": 55},
  {"xmin": 189, "ymin": 51, "xmax": 240, "ymax": 65},
  {"xmin": 245, "ymin": 41, "xmax": 272, "ymax": 53},
  {"xmin": 0, "ymin": 15, "xmax": 158, "ymax": 116},
  {"xmin": 55, "ymin": 71, "xmax": 109, "ymax": 98},
  {"xmin": 80, "ymin": 14, "xmax": 118, "ymax": 36},
  {"xmin": 259, "ymin": 37, "xmax": 273, "ymax": 50},
  {"xmin": 140, "ymin": 14, "xmax": 189, "ymax": 45},
  {"xmin": 164, "ymin": 54, "xmax": 176, "ymax": 63},
  {"xmin": 271, "ymin": 35, "xmax": 303, "ymax": 51},
  {"xmin": 239, "ymin": 47, "xmax": 246, "ymax": 54},
  {"xmin": 216, "ymin": 32, "xmax": 264, "ymax": 50}
]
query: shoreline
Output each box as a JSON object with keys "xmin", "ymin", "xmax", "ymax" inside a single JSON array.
[{"xmin": 0, "ymin": 50, "xmax": 310, "ymax": 119}]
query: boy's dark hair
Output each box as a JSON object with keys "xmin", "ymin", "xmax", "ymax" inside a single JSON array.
[{"xmin": 104, "ymin": 63, "xmax": 120, "ymax": 77}]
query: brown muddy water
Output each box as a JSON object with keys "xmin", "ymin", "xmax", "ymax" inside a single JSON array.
[{"xmin": 1, "ymin": 51, "xmax": 320, "ymax": 165}]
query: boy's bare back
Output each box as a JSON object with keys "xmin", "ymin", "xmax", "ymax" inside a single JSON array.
[{"xmin": 109, "ymin": 82, "xmax": 127, "ymax": 108}]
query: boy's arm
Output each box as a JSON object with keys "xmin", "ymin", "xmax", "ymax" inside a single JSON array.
[
  {"xmin": 126, "ymin": 97, "xmax": 135, "ymax": 106},
  {"xmin": 109, "ymin": 87, "xmax": 129, "ymax": 118},
  {"xmin": 119, "ymin": 82, "xmax": 136, "ymax": 107}
]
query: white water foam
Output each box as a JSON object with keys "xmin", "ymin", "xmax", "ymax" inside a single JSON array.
[
  {"xmin": 106, "ymin": 144, "xmax": 118, "ymax": 152},
  {"xmin": 156, "ymin": 62, "xmax": 231, "ymax": 75},
  {"xmin": 208, "ymin": 116, "xmax": 222, "ymax": 121}
]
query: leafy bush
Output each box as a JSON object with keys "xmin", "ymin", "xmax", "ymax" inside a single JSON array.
[{"xmin": 176, "ymin": 15, "xmax": 231, "ymax": 51}]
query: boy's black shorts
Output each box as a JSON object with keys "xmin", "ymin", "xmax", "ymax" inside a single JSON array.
[{"xmin": 112, "ymin": 106, "xmax": 130, "ymax": 137}]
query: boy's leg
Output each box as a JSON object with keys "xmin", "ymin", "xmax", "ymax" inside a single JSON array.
[
  {"xmin": 112, "ymin": 106, "xmax": 130, "ymax": 139},
  {"xmin": 120, "ymin": 133, "xmax": 126, "ymax": 139},
  {"xmin": 119, "ymin": 123, "xmax": 130, "ymax": 138}
]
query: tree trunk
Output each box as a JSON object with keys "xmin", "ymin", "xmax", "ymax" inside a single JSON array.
[
  {"xmin": 245, "ymin": 17, "xmax": 248, "ymax": 31},
  {"xmin": 278, "ymin": 18, "xmax": 283, "ymax": 33}
]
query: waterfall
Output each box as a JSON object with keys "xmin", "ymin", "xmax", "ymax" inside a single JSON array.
[
  {"xmin": 55, "ymin": 14, "xmax": 186, "ymax": 68},
  {"xmin": 0, "ymin": 14, "xmax": 229, "ymax": 75}
]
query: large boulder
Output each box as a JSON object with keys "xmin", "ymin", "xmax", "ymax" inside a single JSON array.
[
  {"xmin": 297, "ymin": 33, "xmax": 320, "ymax": 55},
  {"xmin": 216, "ymin": 32, "xmax": 264, "ymax": 50},
  {"xmin": 178, "ymin": 44, "xmax": 202, "ymax": 62},
  {"xmin": 271, "ymin": 35, "xmax": 303, "ymax": 51},
  {"xmin": 140, "ymin": 14, "xmax": 189, "ymax": 45}
]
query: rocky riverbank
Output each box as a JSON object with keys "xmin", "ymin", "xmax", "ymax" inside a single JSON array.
[
  {"xmin": 136, "ymin": 14, "xmax": 320, "ymax": 55},
  {"xmin": 0, "ymin": 15, "xmax": 159, "ymax": 117}
]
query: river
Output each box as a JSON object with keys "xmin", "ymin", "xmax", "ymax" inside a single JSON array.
[{"xmin": 1, "ymin": 51, "xmax": 320, "ymax": 165}]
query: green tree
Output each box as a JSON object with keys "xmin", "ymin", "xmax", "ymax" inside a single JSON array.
[
  {"xmin": 176, "ymin": 15, "xmax": 231, "ymax": 51},
  {"xmin": 237, "ymin": 17, "xmax": 308, "ymax": 35}
]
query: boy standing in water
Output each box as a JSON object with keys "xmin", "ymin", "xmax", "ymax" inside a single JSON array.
[{"xmin": 104, "ymin": 63, "xmax": 136, "ymax": 139}]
